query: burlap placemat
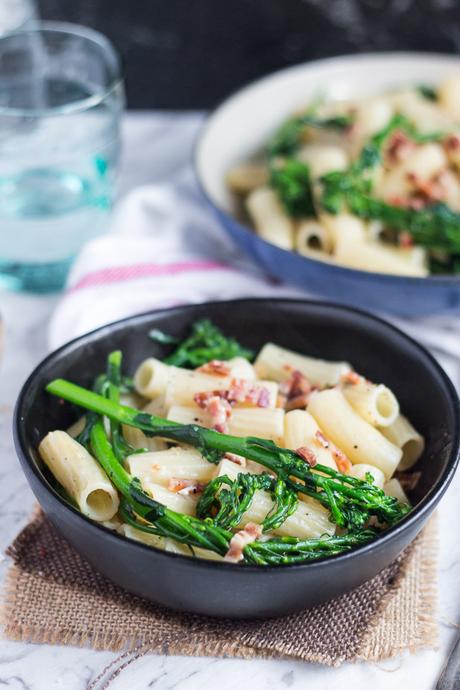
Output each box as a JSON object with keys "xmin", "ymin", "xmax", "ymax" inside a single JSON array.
[{"xmin": 1, "ymin": 511, "xmax": 438, "ymax": 667}]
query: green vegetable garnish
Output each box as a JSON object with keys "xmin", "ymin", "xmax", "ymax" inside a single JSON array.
[
  {"xmin": 270, "ymin": 159, "xmax": 316, "ymax": 217},
  {"xmin": 151, "ymin": 319, "xmax": 254, "ymax": 368}
]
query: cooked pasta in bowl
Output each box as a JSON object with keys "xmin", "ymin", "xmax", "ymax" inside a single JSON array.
[
  {"xmin": 195, "ymin": 54, "xmax": 460, "ymax": 315},
  {"xmin": 14, "ymin": 299, "xmax": 460, "ymax": 617}
]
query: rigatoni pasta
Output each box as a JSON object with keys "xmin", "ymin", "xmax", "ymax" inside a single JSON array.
[
  {"xmin": 41, "ymin": 317, "xmax": 421, "ymax": 566},
  {"xmin": 307, "ymin": 388, "xmax": 402, "ymax": 478},
  {"xmin": 227, "ymin": 79, "xmax": 460, "ymax": 276},
  {"xmin": 39, "ymin": 431, "xmax": 119, "ymax": 521}
]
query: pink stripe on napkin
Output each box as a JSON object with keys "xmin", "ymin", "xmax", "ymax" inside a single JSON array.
[{"xmin": 71, "ymin": 260, "xmax": 232, "ymax": 291}]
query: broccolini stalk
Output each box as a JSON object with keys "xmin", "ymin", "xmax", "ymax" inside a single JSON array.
[
  {"xmin": 88, "ymin": 414, "xmax": 378, "ymax": 564},
  {"xmin": 150, "ymin": 319, "xmax": 254, "ymax": 368},
  {"xmin": 269, "ymin": 159, "xmax": 316, "ymax": 217},
  {"xmin": 106, "ymin": 350, "xmax": 143, "ymax": 462},
  {"xmin": 90, "ymin": 418, "xmax": 231, "ymax": 554},
  {"xmin": 243, "ymin": 529, "xmax": 378, "ymax": 565},
  {"xmin": 46, "ymin": 378, "xmax": 409, "ymax": 529},
  {"xmin": 196, "ymin": 473, "xmax": 298, "ymax": 532}
]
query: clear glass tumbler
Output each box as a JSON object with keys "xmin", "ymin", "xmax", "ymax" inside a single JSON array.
[
  {"xmin": 0, "ymin": 0, "xmax": 37, "ymax": 35},
  {"xmin": 0, "ymin": 21, "xmax": 124, "ymax": 292}
]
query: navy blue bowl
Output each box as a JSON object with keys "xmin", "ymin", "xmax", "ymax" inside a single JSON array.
[{"xmin": 194, "ymin": 53, "xmax": 460, "ymax": 317}]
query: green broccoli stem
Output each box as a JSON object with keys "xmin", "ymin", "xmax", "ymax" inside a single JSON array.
[
  {"xmin": 47, "ymin": 378, "xmax": 408, "ymax": 528},
  {"xmin": 90, "ymin": 418, "xmax": 231, "ymax": 554},
  {"xmin": 89, "ymin": 415, "xmax": 378, "ymax": 564},
  {"xmin": 244, "ymin": 529, "xmax": 377, "ymax": 565},
  {"xmin": 107, "ymin": 351, "xmax": 128, "ymax": 462},
  {"xmin": 106, "ymin": 350, "xmax": 144, "ymax": 462}
]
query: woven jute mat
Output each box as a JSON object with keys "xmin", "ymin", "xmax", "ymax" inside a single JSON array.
[{"xmin": 1, "ymin": 510, "xmax": 438, "ymax": 667}]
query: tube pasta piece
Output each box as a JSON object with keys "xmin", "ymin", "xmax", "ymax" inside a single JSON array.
[
  {"xmin": 66, "ymin": 416, "xmax": 86, "ymax": 439},
  {"xmin": 353, "ymin": 97, "xmax": 393, "ymax": 140},
  {"xmin": 439, "ymin": 76, "xmax": 460, "ymax": 119},
  {"xmin": 163, "ymin": 368, "xmax": 231, "ymax": 409},
  {"xmin": 215, "ymin": 459, "xmax": 334, "ymax": 539},
  {"xmin": 384, "ymin": 478, "xmax": 410, "ymax": 505},
  {"xmin": 391, "ymin": 89, "xmax": 452, "ymax": 133},
  {"xmin": 226, "ymin": 163, "xmax": 268, "ymax": 194},
  {"xmin": 284, "ymin": 410, "xmax": 338, "ymax": 471},
  {"xmin": 167, "ymin": 405, "xmax": 285, "ymax": 444},
  {"xmin": 379, "ymin": 415, "xmax": 425, "ymax": 471},
  {"xmin": 334, "ymin": 240, "xmax": 428, "ymax": 277},
  {"xmin": 38, "ymin": 431, "xmax": 119, "ymax": 521},
  {"xmin": 307, "ymin": 389, "xmax": 402, "ymax": 478},
  {"xmin": 122, "ymin": 424, "xmax": 167, "ymax": 452},
  {"xmin": 126, "ymin": 447, "xmax": 216, "ymax": 487},
  {"xmin": 134, "ymin": 357, "xmax": 170, "ymax": 398},
  {"xmin": 348, "ymin": 463, "xmax": 385, "ymax": 489},
  {"xmin": 102, "ymin": 515, "xmax": 123, "ymax": 532},
  {"xmin": 321, "ymin": 213, "xmax": 367, "ymax": 248},
  {"xmin": 379, "ymin": 143, "xmax": 448, "ymax": 203},
  {"xmin": 295, "ymin": 220, "xmax": 333, "ymax": 257},
  {"xmin": 229, "ymin": 408, "xmax": 285, "ymax": 443},
  {"xmin": 297, "ymin": 144, "xmax": 348, "ymax": 178},
  {"xmin": 254, "ymin": 342, "xmax": 351, "ymax": 388},
  {"xmin": 143, "ymin": 396, "xmax": 167, "ymax": 418},
  {"xmin": 341, "ymin": 376, "xmax": 399, "ymax": 427},
  {"xmin": 246, "ymin": 187, "xmax": 295, "ymax": 250},
  {"xmin": 226, "ymin": 357, "xmax": 256, "ymax": 380},
  {"xmin": 139, "ymin": 479, "xmax": 198, "ymax": 516}
]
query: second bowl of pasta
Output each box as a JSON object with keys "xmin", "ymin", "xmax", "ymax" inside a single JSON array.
[{"xmin": 195, "ymin": 53, "xmax": 460, "ymax": 315}]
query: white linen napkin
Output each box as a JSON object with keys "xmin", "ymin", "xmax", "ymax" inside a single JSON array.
[
  {"xmin": 49, "ymin": 168, "xmax": 460, "ymax": 386},
  {"xmin": 48, "ymin": 170, "xmax": 303, "ymax": 351}
]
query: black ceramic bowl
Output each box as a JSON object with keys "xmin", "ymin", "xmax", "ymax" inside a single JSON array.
[{"xmin": 14, "ymin": 299, "xmax": 460, "ymax": 618}]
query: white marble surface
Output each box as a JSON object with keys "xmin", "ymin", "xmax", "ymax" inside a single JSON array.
[{"xmin": 0, "ymin": 113, "xmax": 460, "ymax": 690}]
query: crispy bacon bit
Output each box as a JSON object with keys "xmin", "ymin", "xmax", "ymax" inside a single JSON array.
[
  {"xmin": 285, "ymin": 393, "xmax": 311, "ymax": 411},
  {"xmin": 390, "ymin": 194, "xmax": 429, "ymax": 210},
  {"xmin": 333, "ymin": 448, "xmax": 352, "ymax": 474},
  {"xmin": 394, "ymin": 470, "xmax": 421, "ymax": 492},
  {"xmin": 315, "ymin": 431, "xmax": 351, "ymax": 472},
  {"xmin": 386, "ymin": 130, "xmax": 415, "ymax": 163},
  {"xmin": 196, "ymin": 360, "xmax": 231, "ymax": 376},
  {"xmin": 398, "ymin": 231, "xmax": 414, "ymax": 248},
  {"xmin": 224, "ymin": 522, "xmax": 262, "ymax": 563},
  {"xmin": 194, "ymin": 392, "xmax": 232, "ymax": 432},
  {"xmin": 315, "ymin": 430, "xmax": 330, "ymax": 449},
  {"xmin": 151, "ymin": 463, "xmax": 161, "ymax": 471},
  {"xmin": 341, "ymin": 371, "xmax": 361, "ymax": 385},
  {"xmin": 224, "ymin": 452, "xmax": 247, "ymax": 466},
  {"xmin": 168, "ymin": 478, "xmax": 206, "ymax": 495},
  {"xmin": 407, "ymin": 173, "xmax": 445, "ymax": 203},
  {"xmin": 257, "ymin": 387, "xmax": 271, "ymax": 408},
  {"xmin": 295, "ymin": 446, "xmax": 318, "ymax": 467},
  {"xmin": 279, "ymin": 370, "xmax": 314, "ymax": 410},
  {"xmin": 444, "ymin": 134, "xmax": 460, "ymax": 151},
  {"xmin": 227, "ymin": 378, "xmax": 271, "ymax": 408},
  {"xmin": 194, "ymin": 380, "xmax": 270, "ymax": 416}
]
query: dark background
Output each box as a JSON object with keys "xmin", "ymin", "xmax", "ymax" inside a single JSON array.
[{"xmin": 38, "ymin": 0, "xmax": 460, "ymax": 109}]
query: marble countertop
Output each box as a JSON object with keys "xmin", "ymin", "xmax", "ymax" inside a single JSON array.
[{"xmin": 0, "ymin": 113, "xmax": 459, "ymax": 690}]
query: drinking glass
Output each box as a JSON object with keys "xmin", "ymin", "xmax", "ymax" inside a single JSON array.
[
  {"xmin": 0, "ymin": 0, "xmax": 36, "ymax": 35},
  {"xmin": 0, "ymin": 21, "xmax": 124, "ymax": 292}
]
